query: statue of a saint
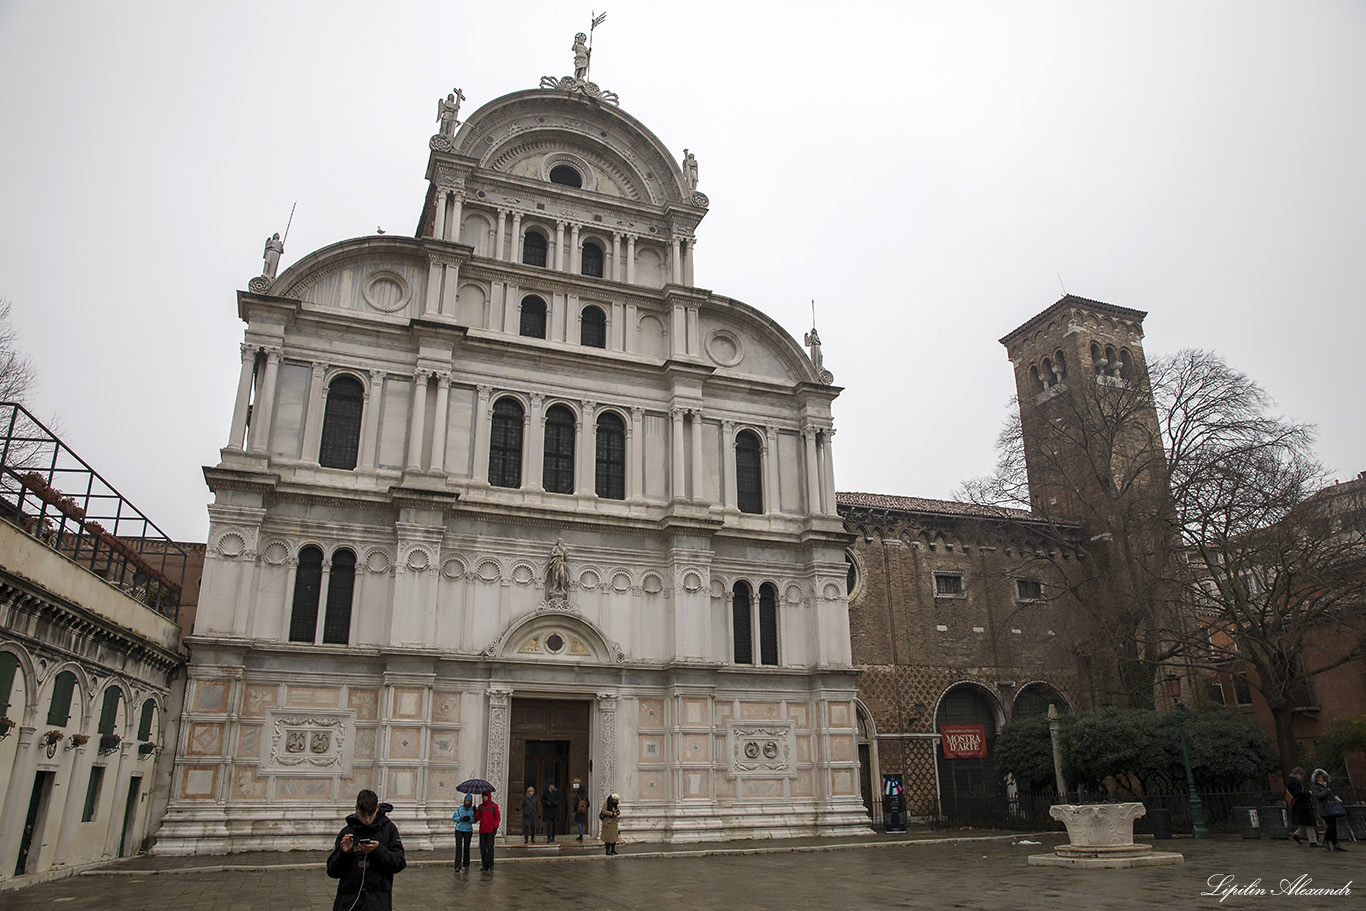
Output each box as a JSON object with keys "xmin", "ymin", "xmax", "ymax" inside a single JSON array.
[
  {"xmin": 436, "ymin": 89, "xmax": 465, "ymax": 137},
  {"xmin": 546, "ymin": 537, "xmax": 571, "ymax": 599},
  {"xmin": 682, "ymin": 149, "xmax": 699, "ymax": 191},
  {"xmin": 804, "ymin": 328, "xmax": 823, "ymax": 371},
  {"xmin": 572, "ymin": 33, "xmax": 590, "ymax": 80},
  {"xmin": 262, "ymin": 233, "xmax": 284, "ymax": 278}
]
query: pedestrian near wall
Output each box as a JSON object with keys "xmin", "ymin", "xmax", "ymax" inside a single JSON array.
[
  {"xmin": 542, "ymin": 783, "xmax": 562, "ymax": 842},
  {"xmin": 599, "ymin": 793, "xmax": 621, "ymax": 855},
  {"xmin": 1287, "ymin": 767, "xmax": 1320, "ymax": 847},
  {"xmin": 1310, "ymin": 768, "xmax": 1347, "ymax": 852},
  {"xmin": 573, "ymin": 786, "xmax": 589, "ymax": 841},
  {"xmin": 326, "ymin": 789, "xmax": 407, "ymax": 911},
  {"xmin": 475, "ymin": 791, "xmax": 501, "ymax": 871},
  {"xmin": 521, "ymin": 786, "xmax": 541, "ymax": 843},
  {"xmin": 452, "ymin": 794, "xmax": 475, "ymax": 871}
]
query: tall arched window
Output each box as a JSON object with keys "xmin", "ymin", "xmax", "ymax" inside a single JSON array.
[
  {"xmin": 543, "ymin": 404, "xmax": 576, "ymax": 494},
  {"xmin": 935, "ymin": 686, "xmax": 1003, "ymax": 807},
  {"xmin": 319, "ymin": 375, "xmax": 364, "ymax": 469},
  {"xmin": 137, "ymin": 698, "xmax": 157, "ymax": 741},
  {"xmin": 520, "ymin": 295, "xmax": 547, "ymax": 339},
  {"xmin": 46, "ymin": 670, "xmax": 76, "ymax": 726},
  {"xmin": 289, "ymin": 546, "xmax": 324, "ymax": 642},
  {"xmin": 736, "ymin": 430, "xmax": 764, "ymax": 514},
  {"xmin": 581, "ymin": 241, "xmax": 604, "ymax": 278},
  {"xmin": 595, "ymin": 412, "xmax": 626, "ymax": 499},
  {"xmin": 732, "ymin": 582, "xmax": 753, "ymax": 664},
  {"xmin": 758, "ymin": 582, "xmax": 779, "ymax": 666},
  {"xmin": 97, "ymin": 686, "xmax": 122, "ymax": 735},
  {"xmin": 489, "ymin": 398, "xmax": 525, "ymax": 488},
  {"xmin": 322, "ymin": 549, "xmax": 356, "ymax": 644},
  {"xmin": 522, "ymin": 231, "xmax": 548, "ymax": 267},
  {"xmin": 580, "ymin": 305, "xmax": 606, "ymax": 348}
]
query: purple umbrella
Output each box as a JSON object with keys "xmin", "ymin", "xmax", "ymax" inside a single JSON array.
[{"xmin": 456, "ymin": 778, "xmax": 495, "ymax": 794}]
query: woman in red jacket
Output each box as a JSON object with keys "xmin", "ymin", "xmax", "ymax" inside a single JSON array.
[{"xmin": 474, "ymin": 791, "xmax": 501, "ymax": 871}]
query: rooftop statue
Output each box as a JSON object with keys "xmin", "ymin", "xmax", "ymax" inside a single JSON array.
[
  {"xmin": 262, "ymin": 233, "xmax": 284, "ymax": 279},
  {"xmin": 572, "ymin": 32, "xmax": 590, "ymax": 80},
  {"xmin": 436, "ymin": 88, "xmax": 466, "ymax": 137},
  {"xmin": 683, "ymin": 149, "xmax": 699, "ymax": 191}
]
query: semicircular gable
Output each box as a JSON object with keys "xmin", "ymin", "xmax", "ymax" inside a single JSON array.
[
  {"xmin": 489, "ymin": 133, "xmax": 646, "ymax": 202},
  {"xmin": 269, "ymin": 237, "xmax": 432, "ymax": 313},
  {"xmin": 699, "ymin": 297, "xmax": 823, "ymax": 385},
  {"xmin": 486, "ymin": 610, "xmax": 625, "ymax": 664},
  {"xmin": 453, "ymin": 90, "xmax": 690, "ymax": 205}
]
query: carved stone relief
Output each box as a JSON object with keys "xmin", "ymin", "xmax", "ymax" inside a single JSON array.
[{"xmin": 726, "ymin": 722, "xmax": 796, "ymax": 779}]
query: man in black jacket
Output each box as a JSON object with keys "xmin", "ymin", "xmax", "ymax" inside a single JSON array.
[{"xmin": 327, "ymin": 790, "xmax": 407, "ymax": 911}]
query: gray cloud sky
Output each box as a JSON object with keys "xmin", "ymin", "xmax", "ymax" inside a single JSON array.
[{"xmin": 1, "ymin": 0, "xmax": 1361, "ymax": 540}]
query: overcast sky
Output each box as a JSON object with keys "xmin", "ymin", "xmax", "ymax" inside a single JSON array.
[{"xmin": 1, "ymin": 1, "xmax": 1362, "ymax": 542}]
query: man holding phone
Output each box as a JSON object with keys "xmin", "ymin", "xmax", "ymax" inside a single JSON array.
[{"xmin": 327, "ymin": 789, "xmax": 407, "ymax": 910}]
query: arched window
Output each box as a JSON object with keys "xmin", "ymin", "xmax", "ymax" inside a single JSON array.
[
  {"xmin": 289, "ymin": 546, "xmax": 324, "ymax": 642},
  {"xmin": 581, "ymin": 241, "xmax": 604, "ymax": 278},
  {"xmin": 46, "ymin": 670, "xmax": 76, "ymax": 726},
  {"xmin": 319, "ymin": 375, "xmax": 364, "ymax": 469},
  {"xmin": 758, "ymin": 582, "xmax": 779, "ymax": 666},
  {"xmin": 580, "ymin": 305, "xmax": 606, "ymax": 348},
  {"xmin": 736, "ymin": 430, "xmax": 764, "ymax": 514},
  {"xmin": 732, "ymin": 582, "xmax": 753, "ymax": 664},
  {"xmin": 322, "ymin": 549, "xmax": 356, "ymax": 644},
  {"xmin": 522, "ymin": 231, "xmax": 548, "ymax": 267},
  {"xmin": 595, "ymin": 412, "xmax": 626, "ymax": 499},
  {"xmin": 137, "ymin": 698, "xmax": 156, "ymax": 741},
  {"xmin": 97, "ymin": 686, "xmax": 122, "ymax": 735},
  {"xmin": 1052, "ymin": 350, "xmax": 1067, "ymax": 383},
  {"xmin": 0, "ymin": 651, "xmax": 18, "ymax": 718},
  {"xmin": 520, "ymin": 295, "xmax": 547, "ymax": 339},
  {"xmin": 935, "ymin": 686, "xmax": 1003, "ymax": 806},
  {"xmin": 489, "ymin": 398, "xmax": 525, "ymax": 488},
  {"xmin": 1091, "ymin": 342, "xmax": 1106, "ymax": 375},
  {"xmin": 543, "ymin": 404, "xmax": 576, "ymax": 494},
  {"xmin": 1014, "ymin": 683, "xmax": 1069, "ymax": 719},
  {"xmin": 549, "ymin": 165, "xmax": 582, "ymax": 188}
]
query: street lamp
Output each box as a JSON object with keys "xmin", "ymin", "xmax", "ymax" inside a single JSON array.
[{"xmin": 1164, "ymin": 673, "xmax": 1210, "ymax": 839}]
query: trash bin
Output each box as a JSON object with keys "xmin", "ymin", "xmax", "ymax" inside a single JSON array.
[
  {"xmin": 1259, "ymin": 805, "xmax": 1289, "ymax": 840},
  {"xmin": 1147, "ymin": 807, "xmax": 1173, "ymax": 840},
  {"xmin": 882, "ymin": 774, "xmax": 906, "ymax": 833},
  {"xmin": 1233, "ymin": 807, "xmax": 1261, "ymax": 839}
]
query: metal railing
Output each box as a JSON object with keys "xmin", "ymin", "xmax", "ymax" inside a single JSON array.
[{"xmin": 0, "ymin": 402, "xmax": 186, "ymax": 620}]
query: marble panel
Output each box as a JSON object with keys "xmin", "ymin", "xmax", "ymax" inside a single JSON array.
[
  {"xmin": 638, "ymin": 699, "xmax": 664, "ymax": 728},
  {"xmin": 193, "ymin": 681, "xmax": 228, "ymax": 713},
  {"xmin": 681, "ymin": 698, "xmax": 707, "ymax": 726},
  {"xmin": 428, "ymin": 770, "xmax": 459, "ymax": 802},
  {"xmin": 638, "ymin": 735, "xmax": 663, "ymax": 763},
  {"xmin": 389, "ymin": 769, "xmax": 418, "ymax": 800},
  {"xmin": 742, "ymin": 778, "xmax": 783, "ymax": 798},
  {"xmin": 237, "ymin": 725, "xmax": 262, "ymax": 759},
  {"xmin": 788, "ymin": 704, "xmax": 810, "ymax": 730},
  {"xmin": 181, "ymin": 766, "xmax": 218, "ymax": 799},
  {"xmin": 285, "ymin": 686, "xmax": 341, "ymax": 708},
  {"xmin": 392, "ymin": 688, "xmax": 424, "ymax": 720},
  {"xmin": 684, "ymin": 771, "xmax": 709, "ymax": 798},
  {"xmin": 390, "ymin": 727, "xmax": 422, "ymax": 759},
  {"xmin": 713, "ymin": 702, "xmax": 734, "ymax": 725},
  {"xmin": 681, "ymin": 733, "xmax": 708, "ymax": 764},
  {"xmin": 351, "ymin": 766, "xmax": 374, "ymax": 791},
  {"xmin": 639, "ymin": 770, "xmax": 665, "ymax": 800},
  {"xmin": 738, "ymin": 702, "xmax": 780, "ymax": 721},
  {"xmin": 828, "ymin": 702, "xmax": 851, "ymax": 728},
  {"xmin": 715, "ymin": 774, "xmax": 735, "ymax": 798},
  {"xmin": 242, "ymin": 685, "xmax": 278, "ymax": 718},
  {"xmin": 796, "ymin": 735, "xmax": 812, "ymax": 764},
  {"xmin": 432, "ymin": 692, "xmax": 461, "ymax": 723},
  {"xmin": 276, "ymin": 777, "xmax": 332, "ymax": 799},
  {"xmin": 793, "ymin": 769, "xmax": 814, "ymax": 797},
  {"xmin": 829, "ymin": 735, "xmax": 854, "ymax": 762},
  {"xmin": 429, "ymin": 730, "xmax": 458, "ymax": 760},
  {"xmin": 832, "ymin": 769, "xmax": 856, "ymax": 795},
  {"xmin": 348, "ymin": 689, "xmax": 379, "ymax": 721},
  {"xmin": 354, "ymin": 728, "xmax": 376, "ymax": 760},
  {"xmin": 234, "ymin": 768, "xmax": 267, "ymax": 799},
  {"xmin": 186, "ymin": 722, "xmax": 224, "ymax": 756}
]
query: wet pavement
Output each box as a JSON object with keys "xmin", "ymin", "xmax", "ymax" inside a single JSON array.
[{"xmin": 2, "ymin": 829, "xmax": 1358, "ymax": 909}]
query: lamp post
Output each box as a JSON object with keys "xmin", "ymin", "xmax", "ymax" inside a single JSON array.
[{"xmin": 1164, "ymin": 673, "xmax": 1209, "ymax": 839}]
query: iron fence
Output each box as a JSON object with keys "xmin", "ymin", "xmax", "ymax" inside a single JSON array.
[{"xmin": 0, "ymin": 401, "xmax": 186, "ymax": 619}]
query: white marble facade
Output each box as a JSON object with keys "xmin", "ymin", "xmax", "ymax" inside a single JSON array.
[{"xmin": 155, "ymin": 79, "xmax": 867, "ymax": 853}]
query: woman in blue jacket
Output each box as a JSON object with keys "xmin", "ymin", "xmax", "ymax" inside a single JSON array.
[{"xmin": 452, "ymin": 794, "xmax": 476, "ymax": 870}]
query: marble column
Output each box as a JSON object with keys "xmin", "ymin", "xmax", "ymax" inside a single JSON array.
[
  {"xmin": 626, "ymin": 236, "xmax": 636, "ymax": 284},
  {"xmin": 612, "ymin": 233, "xmax": 623, "ymax": 282},
  {"xmin": 721, "ymin": 420, "xmax": 738, "ymax": 511},
  {"xmin": 472, "ymin": 385, "xmax": 492, "ymax": 483},
  {"xmin": 448, "ymin": 191, "xmax": 463, "ymax": 240},
  {"xmin": 301, "ymin": 362, "xmax": 328, "ymax": 464},
  {"xmin": 511, "ymin": 213, "xmax": 523, "ymax": 263},
  {"xmin": 359, "ymin": 370, "xmax": 384, "ymax": 470},
  {"xmin": 525, "ymin": 393, "xmax": 545, "ymax": 490},
  {"xmin": 765, "ymin": 425, "xmax": 781, "ymax": 515},
  {"xmin": 628, "ymin": 407, "xmax": 643, "ymax": 500},
  {"xmin": 495, "ymin": 209, "xmax": 507, "ymax": 260},
  {"xmin": 485, "ymin": 687, "xmax": 514, "ymax": 826},
  {"xmin": 819, "ymin": 429, "xmax": 837, "ymax": 515},
  {"xmin": 576, "ymin": 400, "xmax": 596, "ymax": 496},
  {"xmin": 670, "ymin": 238, "xmax": 682, "ymax": 284},
  {"xmin": 570, "ymin": 224, "xmax": 581, "ymax": 274},
  {"xmin": 406, "ymin": 370, "xmax": 430, "ymax": 471},
  {"xmin": 802, "ymin": 428, "xmax": 821, "ymax": 517},
  {"xmin": 227, "ymin": 344, "xmax": 258, "ymax": 450},
  {"xmin": 429, "ymin": 373, "xmax": 451, "ymax": 473},
  {"xmin": 595, "ymin": 693, "xmax": 619, "ymax": 807},
  {"xmin": 670, "ymin": 408, "xmax": 685, "ymax": 501},
  {"xmin": 313, "ymin": 560, "xmax": 332, "ymax": 645},
  {"xmin": 432, "ymin": 188, "xmax": 448, "ymax": 240},
  {"xmin": 280, "ymin": 557, "xmax": 299, "ymax": 640},
  {"xmin": 689, "ymin": 409, "xmax": 704, "ymax": 502},
  {"xmin": 248, "ymin": 346, "xmax": 282, "ymax": 453},
  {"xmin": 555, "ymin": 221, "xmax": 566, "ymax": 272}
]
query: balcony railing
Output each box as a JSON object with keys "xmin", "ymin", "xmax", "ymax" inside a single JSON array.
[{"xmin": 0, "ymin": 402, "xmax": 186, "ymax": 620}]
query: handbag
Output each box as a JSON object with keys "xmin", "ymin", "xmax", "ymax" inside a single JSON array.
[{"xmin": 1323, "ymin": 799, "xmax": 1346, "ymax": 818}]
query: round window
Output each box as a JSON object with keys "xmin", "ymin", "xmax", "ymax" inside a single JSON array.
[
  {"xmin": 546, "ymin": 633, "xmax": 565, "ymax": 653},
  {"xmin": 549, "ymin": 165, "xmax": 582, "ymax": 188}
]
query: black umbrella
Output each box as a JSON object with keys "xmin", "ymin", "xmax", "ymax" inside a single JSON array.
[{"xmin": 456, "ymin": 778, "xmax": 495, "ymax": 794}]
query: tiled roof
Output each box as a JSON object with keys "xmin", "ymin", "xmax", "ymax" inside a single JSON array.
[
  {"xmin": 836, "ymin": 491, "xmax": 1039, "ymax": 521},
  {"xmin": 998, "ymin": 294, "xmax": 1148, "ymax": 345}
]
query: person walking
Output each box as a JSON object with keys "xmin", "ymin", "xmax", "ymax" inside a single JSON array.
[
  {"xmin": 573, "ymin": 786, "xmax": 589, "ymax": 841},
  {"xmin": 452, "ymin": 794, "xmax": 475, "ymax": 871},
  {"xmin": 326, "ymin": 789, "xmax": 407, "ymax": 911},
  {"xmin": 1310, "ymin": 768, "xmax": 1347, "ymax": 852},
  {"xmin": 541, "ymin": 783, "xmax": 562, "ymax": 843},
  {"xmin": 474, "ymin": 791, "xmax": 501, "ymax": 871},
  {"xmin": 599, "ymin": 792, "xmax": 621, "ymax": 855},
  {"xmin": 521, "ymin": 786, "xmax": 541, "ymax": 843},
  {"xmin": 1287, "ymin": 767, "xmax": 1320, "ymax": 846}
]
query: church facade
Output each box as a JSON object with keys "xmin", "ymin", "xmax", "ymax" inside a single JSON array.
[{"xmin": 155, "ymin": 65, "xmax": 866, "ymax": 853}]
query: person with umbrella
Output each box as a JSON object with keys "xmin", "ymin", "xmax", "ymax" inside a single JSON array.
[
  {"xmin": 464, "ymin": 784, "xmax": 500, "ymax": 871},
  {"xmin": 451, "ymin": 793, "xmax": 475, "ymax": 871}
]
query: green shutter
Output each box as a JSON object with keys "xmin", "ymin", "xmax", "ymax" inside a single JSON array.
[
  {"xmin": 98, "ymin": 687, "xmax": 121, "ymax": 735},
  {"xmin": 47, "ymin": 671, "xmax": 75, "ymax": 726},
  {"xmin": 137, "ymin": 699, "xmax": 155, "ymax": 740},
  {"xmin": 0, "ymin": 652, "xmax": 17, "ymax": 715}
]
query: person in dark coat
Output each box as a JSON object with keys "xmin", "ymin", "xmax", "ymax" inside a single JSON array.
[
  {"xmin": 541, "ymin": 784, "xmax": 562, "ymax": 842},
  {"xmin": 572, "ymin": 785, "xmax": 589, "ymax": 841},
  {"xmin": 327, "ymin": 789, "xmax": 406, "ymax": 911},
  {"xmin": 1287, "ymin": 767, "xmax": 1320, "ymax": 846},
  {"xmin": 474, "ymin": 791, "xmax": 500, "ymax": 871},
  {"xmin": 521, "ymin": 786, "xmax": 541, "ymax": 843},
  {"xmin": 1310, "ymin": 768, "xmax": 1346, "ymax": 852}
]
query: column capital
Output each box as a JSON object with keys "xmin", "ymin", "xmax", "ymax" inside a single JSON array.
[
  {"xmin": 580, "ymin": 399, "xmax": 597, "ymax": 416},
  {"xmin": 670, "ymin": 407, "xmax": 684, "ymax": 421},
  {"xmin": 414, "ymin": 368, "xmax": 432, "ymax": 381},
  {"xmin": 630, "ymin": 406, "xmax": 644, "ymax": 421},
  {"xmin": 369, "ymin": 369, "xmax": 386, "ymax": 382},
  {"xmin": 476, "ymin": 383, "xmax": 492, "ymax": 398},
  {"xmin": 240, "ymin": 343, "xmax": 259, "ymax": 360},
  {"xmin": 311, "ymin": 361, "xmax": 328, "ymax": 377},
  {"xmin": 262, "ymin": 345, "xmax": 284, "ymax": 362},
  {"xmin": 722, "ymin": 419, "xmax": 735, "ymax": 433},
  {"xmin": 529, "ymin": 392, "xmax": 545, "ymax": 407}
]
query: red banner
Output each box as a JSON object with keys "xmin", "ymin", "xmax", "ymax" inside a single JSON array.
[{"xmin": 940, "ymin": 724, "xmax": 988, "ymax": 759}]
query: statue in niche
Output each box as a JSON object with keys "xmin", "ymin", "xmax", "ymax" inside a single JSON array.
[
  {"xmin": 262, "ymin": 232, "xmax": 284, "ymax": 278},
  {"xmin": 546, "ymin": 537, "xmax": 571, "ymax": 599},
  {"xmin": 804, "ymin": 327, "xmax": 824, "ymax": 372},
  {"xmin": 572, "ymin": 33, "xmax": 590, "ymax": 79},
  {"xmin": 682, "ymin": 149, "xmax": 699, "ymax": 190},
  {"xmin": 436, "ymin": 88, "xmax": 465, "ymax": 137}
]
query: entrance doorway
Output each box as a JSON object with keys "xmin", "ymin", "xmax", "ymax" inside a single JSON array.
[
  {"xmin": 509, "ymin": 698, "xmax": 590, "ymax": 836},
  {"xmin": 119, "ymin": 776, "xmax": 142, "ymax": 857},
  {"xmin": 16, "ymin": 770, "xmax": 54, "ymax": 876}
]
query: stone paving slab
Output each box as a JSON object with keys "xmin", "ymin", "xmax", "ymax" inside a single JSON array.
[{"xmin": 3, "ymin": 832, "xmax": 1359, "ymax": 909}]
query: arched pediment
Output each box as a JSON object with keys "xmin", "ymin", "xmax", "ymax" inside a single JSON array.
[{"xmin": 484, "ymin": 607, "xmax": 625, "ymax": 664}]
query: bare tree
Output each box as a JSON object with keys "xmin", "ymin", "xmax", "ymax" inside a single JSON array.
[{"xmin": 0, "ymin": 298, "xmax": 37, "ymax": 404}]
